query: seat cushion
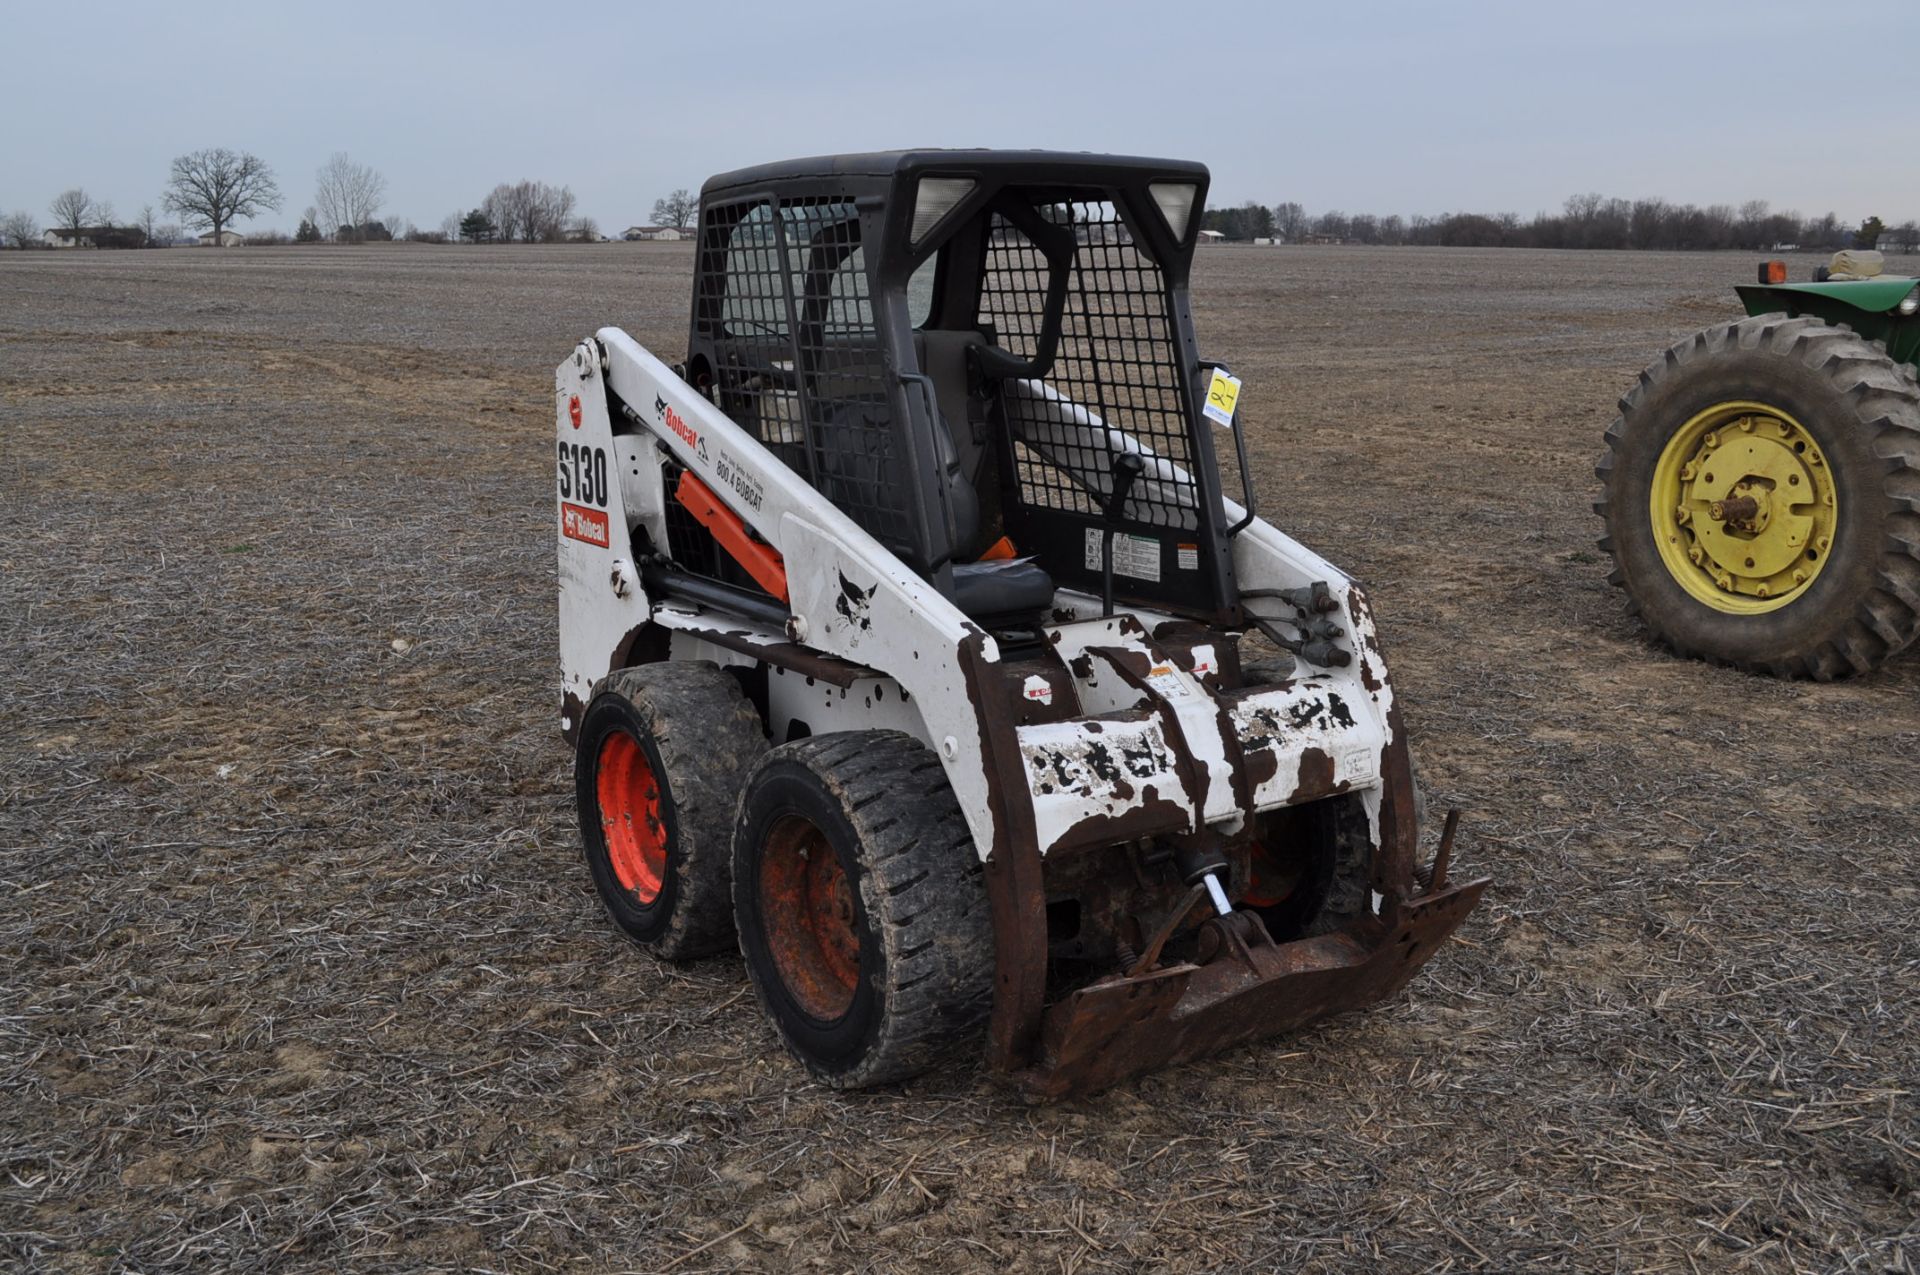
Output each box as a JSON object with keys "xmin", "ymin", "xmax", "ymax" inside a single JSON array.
[{"xmin": 950, "ymin": 559, "xmax": 1055, "ymax": 625}]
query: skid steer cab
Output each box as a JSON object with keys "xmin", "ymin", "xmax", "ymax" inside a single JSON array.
[{"xmin": 555, "ymin": 150, "xmax": 1486, "ymax": 1097}]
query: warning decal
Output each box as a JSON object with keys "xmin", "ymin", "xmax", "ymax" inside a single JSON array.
[{"xmin": 1084, "ymin": 528, "xmax": 1162, "ymax": 583}]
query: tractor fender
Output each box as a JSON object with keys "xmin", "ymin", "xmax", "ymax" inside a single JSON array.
[
  {"xmin": 1736, "ymin": 279, "xmax": 1920, "ymax": 365},
  {"xmin": 1736, "ymin": 277, "xmax": 1915, "ymax": 317}
]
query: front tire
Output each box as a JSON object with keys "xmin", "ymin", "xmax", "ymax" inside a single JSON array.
[
  {"xmin": 731, "ymin": 732, "xmax": 993, "ymax": 1089},
  {"xmin": 575, "ymin": 663, "xmax": 767, "ymax": 960},
  {"xmin": 1597, "ymin": 316, "xmax": 1920, "ymax": 678}
]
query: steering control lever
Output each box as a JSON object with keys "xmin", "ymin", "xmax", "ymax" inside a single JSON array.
[{"xmin": 1100, "ymin": 452, "xmax": 1147, "ymax": 618}]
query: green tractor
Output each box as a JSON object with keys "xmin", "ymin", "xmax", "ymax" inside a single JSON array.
[{"xmin": 1596, "ymin": 251, "xmax": 1920, "ymax": 678}]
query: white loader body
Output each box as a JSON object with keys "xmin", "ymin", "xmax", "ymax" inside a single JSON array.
[{"xmin": 557, "ymin": 329, "xmax": 1396, "ymax": 864}]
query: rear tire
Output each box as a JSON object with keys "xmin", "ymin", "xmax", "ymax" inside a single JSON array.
[
  {"xmin": 575, "ymin": 663, "xmax": 766, "ymax": 960},
  {"xmin": 731, "ymin": 732, "xmax": 993, "ymax": 1089},
  {"xmin": 1597, "ymin": 316, "xmax": 1920, "ymax": 678}
]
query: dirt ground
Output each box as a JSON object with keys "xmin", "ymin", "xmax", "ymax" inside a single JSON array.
[{"xmin": 2, "ymin": 242, "xmax": 1915, "ymax": 1274}]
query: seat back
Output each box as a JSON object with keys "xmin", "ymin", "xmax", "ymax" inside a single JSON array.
[{"xmin": 910, "ymin": 330, "xmax": 993, "ymax": 559}]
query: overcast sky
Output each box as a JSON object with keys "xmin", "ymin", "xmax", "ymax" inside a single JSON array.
[{"xmin": 4, "ymin": 0, "xmax": 1914, "ymax": 233}]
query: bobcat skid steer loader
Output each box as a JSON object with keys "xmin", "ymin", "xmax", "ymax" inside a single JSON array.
[{"xmin": 555, "ymin": 150, "xmax": 1487, "ymax": 1097}]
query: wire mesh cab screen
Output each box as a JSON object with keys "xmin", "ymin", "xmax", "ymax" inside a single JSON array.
[
  {"xmin": 976, "ymin": 195, "xmax": 1228, "ymax": 614},
  {"xmin": 683, "ymin": 156, "xmax": 1233, "ymax": 619},
  {"xmin": 981, "ymin": 201, "xmax": 1199, "ymax": 528},
  {"xmin": 693, "ymin": 197, "xmax": 916, "ymax": 560}
]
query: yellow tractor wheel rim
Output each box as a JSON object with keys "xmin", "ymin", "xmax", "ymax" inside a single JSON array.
[{"xmin": 1649, "ymin": 400, "xmax": 1837, "ymax": 614}]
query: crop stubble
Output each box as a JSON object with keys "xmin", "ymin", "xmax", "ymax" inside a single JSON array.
[{"xmin": 1, "ymin": 244, "xmax": 1914, "ymax": 1272}]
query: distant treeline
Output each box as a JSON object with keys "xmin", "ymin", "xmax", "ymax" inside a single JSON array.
[{"xmin": 1204, "ymin": 196, "xmax": 1914, "ymax": 252}]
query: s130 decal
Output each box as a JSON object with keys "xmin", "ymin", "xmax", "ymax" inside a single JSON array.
[{"xmin": 557, "ymin": 441, "xmax": 608, "ymax": 508}]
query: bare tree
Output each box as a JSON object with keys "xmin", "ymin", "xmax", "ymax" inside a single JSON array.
[
  {"xmin": 650, "ymin": 189, "xmax": 697, "ymax": 229},
  {"xmin": 48, "ymin": 188, "xmax": 95, "ymax": 235},
  {"xmin": 1312, "ymin": 209, "xmax": 1351, "ymax": 240},
  {"xmin": 164, "ymin": 148, "xmax": 282, "ymax": 246},
  {"xmin": 481, "ymin": 180, "xmax": 575, "ymax": 242},
  {"xmin": 313, "ymin": 152, "xmax": 387, "ymax": 242},
  {"xmin": 137, "ymin": 204, "xmax": 159, "ymax": 247},
  {"xmin": 1802, "ymin": 211, "xmax": 1843, "ymax": 249},
  {"xmin": 1272, "ymin": 201, "xmax": 1308, "ymax": 242},
  {"xmin": 439, "ymin": 212, "xmax": 461, "ymax": 242},
  {"xmin": 1629, "ymin": 198, "xmax": 1671, "ymax": 249},
  {"xmin": 2, "ymin": 209, "xmax": 40, "ymax": 248},
  {"xmin": 481, "ymin": 184, "xmax": 528, "ymax": 241}
]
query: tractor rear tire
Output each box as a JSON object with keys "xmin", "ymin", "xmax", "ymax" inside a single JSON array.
[
  {"xmin": 1596, "ymin": 316, "xmax": 1920, "ymax": 678},
  {"xmin": 731, "ymin": 731, "xmax": 993, "ymax": 1089},
  {"xmin": 575, "ymin": 663, "xmax": 767, "ymax": 960}
]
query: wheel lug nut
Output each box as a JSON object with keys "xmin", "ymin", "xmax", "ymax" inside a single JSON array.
[
  {"xmin": 1675, "ymin": 507, "xmax": 1691, "ymax": 525},
  {"xmin": 1793, "ymin": 569, "xmax": 1807, "ymax": 584}
]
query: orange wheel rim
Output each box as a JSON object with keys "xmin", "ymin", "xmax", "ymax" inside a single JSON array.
[
  {"xmin": 597, "ymin": 730, "xmax": 666, "ymax": 904},
  {"xmin": 1243, "ymin": 838, "xmax": 1300, "ymax": 908},
  {"xmin": 758, "ymin": 815, "xmax": 859, "ymax": 1021}
]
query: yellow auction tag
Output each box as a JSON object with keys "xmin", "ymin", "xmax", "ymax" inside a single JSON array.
[{"xmin": 1202, "ymin": 368, "xmax": 1242, "ymax": 427}]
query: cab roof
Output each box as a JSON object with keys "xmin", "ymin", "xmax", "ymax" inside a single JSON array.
[{"xmin": 701, "ymin": 149, "xmax": 1209, "ymax": 202}]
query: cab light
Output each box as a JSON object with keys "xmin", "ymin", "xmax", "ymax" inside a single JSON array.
[
  {"xmin": 911, "ymin": 178, "xmax": 974, "ymax": 245},
  {"xmin": 1758, "ymin": 260, "xmax": 1787, "ymax": 284},
  {"xmin": 1149, "ymin": 182, "xmax": 1198, "ymax": 241}
]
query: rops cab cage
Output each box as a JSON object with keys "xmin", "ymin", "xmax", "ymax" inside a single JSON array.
[
  {"xmin": 554, "ymin": 150, "xmax": 1488, "ymax": 1097},
  {"xmin": 685, "ymin": 153, "xmax": 1238, "ymax": 624}
]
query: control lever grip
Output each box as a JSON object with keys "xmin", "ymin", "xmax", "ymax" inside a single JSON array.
[{"xmin": 1102, "ymin": 452, "xmax": 1146, "ymax": 522}]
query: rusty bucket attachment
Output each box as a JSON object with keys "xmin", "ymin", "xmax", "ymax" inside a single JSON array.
[
  {"xmin": 1012, "ymin": 808, "xmax": 1486, "ymax": 1100},
  {"xmin": 1017, "ymin": 874, "xmax": 1487, "ymax": 1099}
]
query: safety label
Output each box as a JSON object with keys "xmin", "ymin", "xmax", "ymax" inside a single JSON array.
[
  {"xmin": 1146, "ymin": 663, "xmax": 1190, "ymax": 699},
  {"xmin": 1084, "ymin": 528, "xmax": 1161, "ymax": 582}
]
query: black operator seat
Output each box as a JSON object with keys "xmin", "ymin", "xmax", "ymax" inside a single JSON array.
[{"xmin": 913, "ymin": 329, "xmax": 1054, "ymax": 625}]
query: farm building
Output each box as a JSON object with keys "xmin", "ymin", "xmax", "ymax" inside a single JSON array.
[
  {"xmin": 622, "ymin": 226, "xmax": 685, "ymax": 241},
  {"xmin": 45, "ymin": 227, "xmax": 108, "ymax": 248},
  {"xmin": 1197, "ymin": 229, "xmax": 1226, "ymax": 244},
  {"xmin": 197, "ymin": 230, "xmax": 246, "ymax": 247},
  {"xmin": 44, "ymin": 226, "xmax": 149, "ymax": 249}
]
